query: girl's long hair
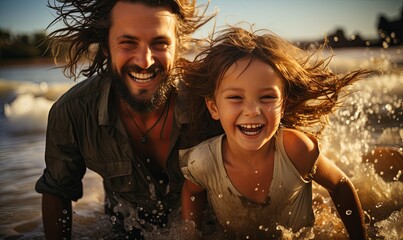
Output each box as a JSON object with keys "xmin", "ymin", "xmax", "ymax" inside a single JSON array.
[{"xmin": 180, "ymin": 26, "xmax": 373, "ymax": 141}]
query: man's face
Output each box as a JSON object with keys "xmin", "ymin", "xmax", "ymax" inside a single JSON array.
[{"xmin": 108, "ymin": 1, "xmax": 177, "ymax": 112}]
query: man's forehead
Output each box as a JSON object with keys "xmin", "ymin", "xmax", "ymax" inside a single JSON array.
[
  {"xmin": 114, "ymin": 0, "xmax": 182, "ymax": 17},
  {"xmin": 110, "ymin": 2, "xmax": 177, "ymax": 29}
]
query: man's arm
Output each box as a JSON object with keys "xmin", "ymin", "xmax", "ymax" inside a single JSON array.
[{"xmin": 42, "ymin": 193, "xmax": 72, "ymax": 239}]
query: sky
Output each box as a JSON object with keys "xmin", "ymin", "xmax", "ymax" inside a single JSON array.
[{"xmin": 0, "ymin": 0, "xmax": 402, "ymax": 41}]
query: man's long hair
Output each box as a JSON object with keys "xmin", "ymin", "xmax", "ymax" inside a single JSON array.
[{"xmin": 46, "ymin": 0, "xmax": 213, "ymax": 81}]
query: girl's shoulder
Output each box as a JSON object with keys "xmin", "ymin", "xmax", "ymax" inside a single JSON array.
[
  {"xmin": 180, "ymin": 134, "xmax": 224, "ymax": 165},
  {"xmin": 281, "ymin": 128, "xmax": 320, "ymax": 178}
]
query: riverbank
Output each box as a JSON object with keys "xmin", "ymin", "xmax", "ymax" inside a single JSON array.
[{"xmin": 0, "ymin": 58, "xmax": 57, "ymax": 67}]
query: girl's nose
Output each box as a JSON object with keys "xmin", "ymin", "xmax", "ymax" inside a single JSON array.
[{"xmin": 244, "ymin": 100, "xmax": 261, "ymax": 117}]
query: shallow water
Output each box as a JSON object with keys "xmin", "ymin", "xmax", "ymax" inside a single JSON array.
[{"xmin": 0, "ymin": 47, "xmax": 402, "ymax": 239}]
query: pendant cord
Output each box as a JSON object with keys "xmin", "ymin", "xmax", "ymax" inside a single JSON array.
[
  {"xmin": 159, "ymin": 94, "xmax": 171, "ymax": 140},
  {"xmin": 124, "ymin": 94, "xmax": 170, "ymax": 143}
]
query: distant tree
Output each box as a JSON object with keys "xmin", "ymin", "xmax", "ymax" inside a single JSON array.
[{"xmin": 0, "ymin": 28, "xmax": 51, "ymax": 60}]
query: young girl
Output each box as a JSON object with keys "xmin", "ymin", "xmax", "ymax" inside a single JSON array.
[{"xmin": 179, "ymin": 27, "xmax": 369, "ymax": 239}]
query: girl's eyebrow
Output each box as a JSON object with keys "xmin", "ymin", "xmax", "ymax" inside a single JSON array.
[{"xmin": 221, "ymin": 86, "xmax": 280, "ymax": 92}]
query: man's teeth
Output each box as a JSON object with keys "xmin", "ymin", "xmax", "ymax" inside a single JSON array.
[{"xmin": 129, "ymin": 72, "xmax": 155, "ymax": 80}]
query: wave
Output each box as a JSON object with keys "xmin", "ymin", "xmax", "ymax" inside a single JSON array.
[
  {"xmin": 0, "ymin": 46, "xmax": 402, "ymax": 136},
  {"xmin": 0, "ymin": 79, "xmax": 74, "ymax": 133}
]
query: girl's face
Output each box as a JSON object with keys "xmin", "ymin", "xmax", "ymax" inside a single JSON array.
[{"xmin": 206, "ymin": 57, "xmax": 284, "ymax": 151}]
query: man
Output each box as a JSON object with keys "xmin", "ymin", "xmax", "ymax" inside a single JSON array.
[{"xmin": 35, "ymin": 0, "xmax": 213, "ymax": 238}]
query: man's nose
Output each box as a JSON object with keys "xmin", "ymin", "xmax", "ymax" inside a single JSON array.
[{"xmin": 134, "ymin": 46, "xmax": 155, "ymax": 69}]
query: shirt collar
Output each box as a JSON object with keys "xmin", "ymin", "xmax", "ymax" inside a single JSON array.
[{"xmin": 98, "ymin": 77, "xmax": 112, "ymax": 126}]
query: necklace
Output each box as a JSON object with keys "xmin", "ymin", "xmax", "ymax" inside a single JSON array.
[{"xmin": 124, "ymin": 95, "xmax": 170, "ymax": 144}]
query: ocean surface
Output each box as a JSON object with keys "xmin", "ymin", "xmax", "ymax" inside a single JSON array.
[{"xmin": 0, "ymin": 47, "xmax": 402, "ymax": 239}]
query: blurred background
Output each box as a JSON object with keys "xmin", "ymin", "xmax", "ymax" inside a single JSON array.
[{"xmin": 0, "ymin": 0, "xmax": 402, "ymax": 239}]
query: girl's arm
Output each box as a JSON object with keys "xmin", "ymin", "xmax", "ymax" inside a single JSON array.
[
  {"xmin": 283, "ymin": 129, "xmax": 367, "ymax": 239},
  {"xmin": 312, "ymin": 155, "xmax": 368, "ymax": 240},
  {"xmin": 181, "ymin": 179, "xmax": 207, "ymax": 229}
]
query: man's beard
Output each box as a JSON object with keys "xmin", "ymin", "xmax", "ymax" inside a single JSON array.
[{"xmin": 110, "ymin": 64, "xmax": 173, "ymax": 113}]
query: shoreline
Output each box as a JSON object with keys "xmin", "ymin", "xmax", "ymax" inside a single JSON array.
[{"xmin": 0, "ymin": 58, "xmax": 69, "ymax": 68}]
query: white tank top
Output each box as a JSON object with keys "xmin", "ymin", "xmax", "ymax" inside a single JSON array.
[{"xmin": 180, "ymin": 128, "xmax": 317, "ymax": 239}]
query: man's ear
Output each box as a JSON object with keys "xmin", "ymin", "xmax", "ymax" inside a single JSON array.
[
  {"xmin": 205, "ymin": 98, "xmax": 220, "ymax": 120},
  {"xmin": 103, "ymin": 46, "xmax": 109, "ymax": 57}
]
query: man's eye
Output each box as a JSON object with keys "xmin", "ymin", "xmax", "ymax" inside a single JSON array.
[
  {"xmin": 120, "ymin": 41, "xmax": 137, "ymax": 49},
  {"xmin": 153, "ymin": 41, "xmax": 169, "ymax": 51}
]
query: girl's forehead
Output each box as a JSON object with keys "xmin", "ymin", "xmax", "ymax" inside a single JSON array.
[
  {"xmin": 224, "ymin": 57, "xmax": 275, "ymax": 77},
  {"xmin": 217, "ymin": 57, "xmax": 284, "ymax": 92},
  {"xmin": 222, "ymin": 57, "xmax": 279, "ymax": 81}
]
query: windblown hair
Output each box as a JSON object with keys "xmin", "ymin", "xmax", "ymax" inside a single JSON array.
[
  {"xmin": 46, "ymin": 0, "xmax": 213, "ymax": 80},
  {"xmin": 181, "ymin": 26, "xmax": 372, "ymax": 141}
]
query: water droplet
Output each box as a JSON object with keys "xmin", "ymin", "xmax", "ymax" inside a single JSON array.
[
  {"xmin": 375, "ymin": 202, "xmax": 383, "ymax": 208},
  {"xmin": 110, "ymin": 216, "xmax": 117, "ymax": 222},
  {"xmin": 259, "ymin": 225, "xmax": 264, "ymax": 230},
  {"xmin": 385, "ymin": 104, "xmax": 393, "ymax": 111},
  {"xmin": 62, "ymin": 209, "xmax": 68, "ymax": 214},
  {"xmin": 218, "ymin": 194, "xmax": 223, "ymax": 198},
  {"xmin": 346, "ymin": 210, "xmax": 352, "ymax": 215},
  {"xmin": 226, "ymin": 220, "xmax": 230, "ymax": 225},
  {"xmin": 254, "ymin": 188, "xmax": 259, "ymax": 191},
  {"xmin": 190, "ymin": 196, "xmax": 196, "ymax": 202}
]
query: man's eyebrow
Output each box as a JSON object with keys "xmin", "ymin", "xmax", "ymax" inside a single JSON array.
[
  {"xmin": 118, "ymin": 35, "xmax": 138, "ymax": 40},
  {"xmin": 153, "ymin": 35, "xmax": 172, "ymax": 42},
  {"xmin": 117, "ymin": 35, "xmax": 171, "ymax": 41}
]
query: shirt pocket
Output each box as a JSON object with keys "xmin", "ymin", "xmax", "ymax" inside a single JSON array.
[{"xmin": 87, "ymin": 160, "xmax": 140, "ymax": 192}]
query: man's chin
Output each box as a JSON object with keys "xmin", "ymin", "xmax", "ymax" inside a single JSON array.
[{"xmin": 110, "ymin": 68, "xmax": 172, "ymax": 113}]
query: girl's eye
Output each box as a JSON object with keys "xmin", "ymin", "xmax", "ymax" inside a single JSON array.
[
  {"xmin": 261, "ymin": 95, "xmax": 276, "ymax": 100},
  {"xmin": 227, "ymin": 95, "xmax": 242, "ymax": 100},
  {"xmin": 261, "ymin": 95, "xmax": 281, "ymax": 103}
]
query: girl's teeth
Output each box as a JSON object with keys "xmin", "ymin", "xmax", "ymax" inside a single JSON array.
[
  {"xmin": 240, "ymin": 124, "xmax": 262, "ymax": 129},
  {"xmin": 238, "ymin": 124, "xmax": 263, "ymax": 136}
]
